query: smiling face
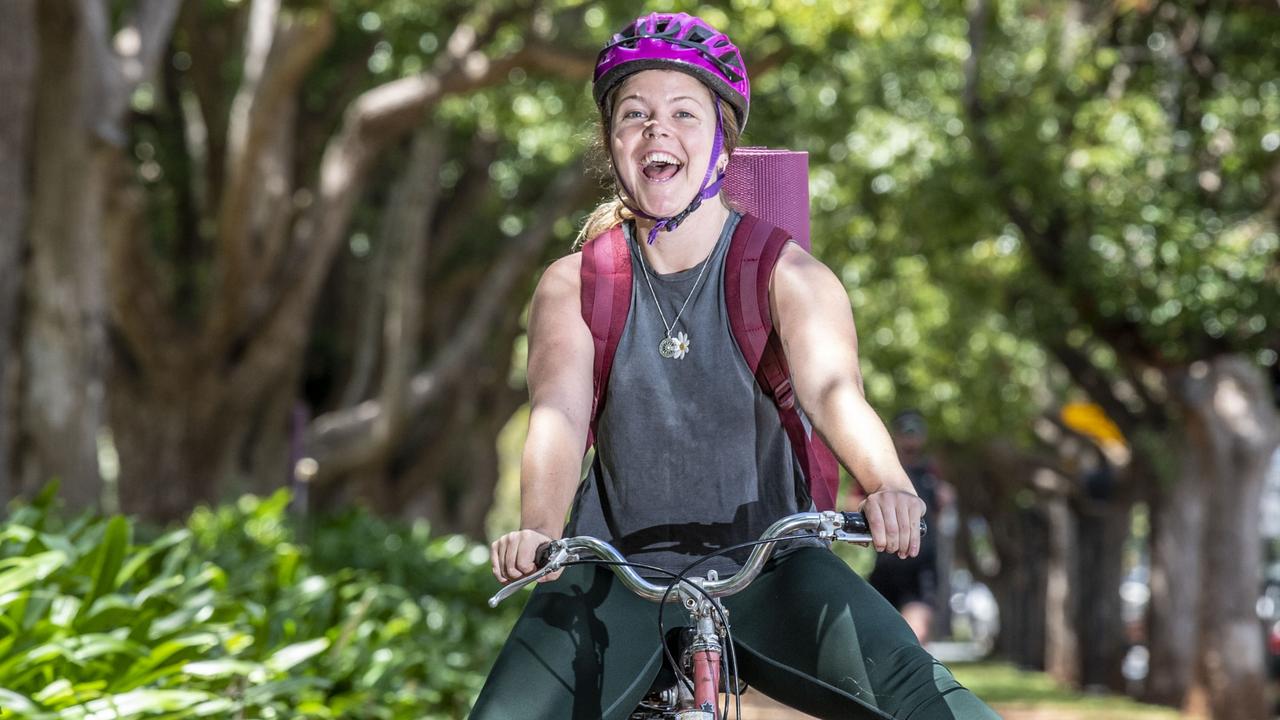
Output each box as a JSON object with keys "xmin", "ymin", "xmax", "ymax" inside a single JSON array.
[{"xmin": 609, "ymin": 69, "xmax": 726, "ymax": 218}]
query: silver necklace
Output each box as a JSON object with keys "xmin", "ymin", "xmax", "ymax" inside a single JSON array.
[{"xmin": 635, "ymin": 234, "xmax": 712, "ymax": 360}]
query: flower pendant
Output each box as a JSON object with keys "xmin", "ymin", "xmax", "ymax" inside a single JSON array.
[{"xmin": 659, "ymin": 331, "xmax": 690, "ymax": 360}]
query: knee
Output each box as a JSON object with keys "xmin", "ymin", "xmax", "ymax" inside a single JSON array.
[{"xmin": 873, "ymin": 645, "xmax": 958, "ymax": 717}]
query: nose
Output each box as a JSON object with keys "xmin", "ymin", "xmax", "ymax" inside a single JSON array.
[{"xmin": 643, "ymin": 119, "xmax": 668, "ymax": 138}]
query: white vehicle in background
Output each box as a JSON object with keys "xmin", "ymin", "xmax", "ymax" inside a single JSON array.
[{"xmin": 948, "ymin": 568, "xmax": 999, "ymax": 655}]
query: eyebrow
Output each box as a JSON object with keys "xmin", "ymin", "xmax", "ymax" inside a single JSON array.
[{"xmin": 616, "ymin": 93, "xmax": 706, "ymax": 106}]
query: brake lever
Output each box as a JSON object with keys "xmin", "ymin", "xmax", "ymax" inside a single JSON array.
[{"xmin": 487, "ymin": 542, "xmax": 573, "ymax": 608}]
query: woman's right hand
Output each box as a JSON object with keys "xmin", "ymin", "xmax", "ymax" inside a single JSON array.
[{"xmin": 491, "ymin": 528, "xmax": 563, "ymax": 585}]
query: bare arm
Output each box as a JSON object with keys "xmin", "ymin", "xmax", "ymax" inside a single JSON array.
[
  {"xmin": 490, "ymin": 252, "xmax": 594, "ymax": 583},
  {"xmin": 770, "ymin": 243, "xmax": 925, "ymax": 558}
]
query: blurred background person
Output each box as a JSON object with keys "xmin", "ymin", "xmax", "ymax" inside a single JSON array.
[{"xmin": 869, "ymin": 409, "xmax": 955, "ymax": 644}]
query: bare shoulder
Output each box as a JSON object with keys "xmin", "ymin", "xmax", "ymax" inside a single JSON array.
[
  {"xmin": 529, "ymin": 251, "xmax": 591, "ymax": 355},
  {"xmin": 772, "ymin": 242, "xmax": 846, "ymax": 308},
  {"xmin": 534, "ymin": 252, "xmax": 583, "ymax": 307},
  {"xmin": 528, "ymin": 251, "xmax": 593, "ymax": 404}
]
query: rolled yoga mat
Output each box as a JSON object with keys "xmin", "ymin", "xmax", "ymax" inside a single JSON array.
[{"xmin": 723, "ymin": 147, "xmax": 811, "ymax": 250}]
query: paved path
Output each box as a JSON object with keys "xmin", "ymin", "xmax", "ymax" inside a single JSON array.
[
  {"xmin": 734, "ymin": 689, "xmax": 818, "ymax": 719},
  {"xmin": 735, "ymin": 689, "xmax": 1196, "ymax": 719}
]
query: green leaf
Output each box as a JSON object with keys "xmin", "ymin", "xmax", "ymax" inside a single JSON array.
[
  {"xmin": 0, "ymin": 526, "xmax": 36, "ymax": 551},
  {"xmin": 79, "ymin": 517, "xmax": 130, "ymax": 617},
  {"xmin": 75, "ymin": 595, "xmax": 139, "ymax": 635},
  {"xmin": 35, "ymin": 531, "xmax": 78, "ymax": 562},
  {"xmin": 114, "ymin": 530, "xmax": 189, "ymax": 588},
  {"xmin": 0, "ymin": 552, "xmax": 68, "ymax": 596},
  {"xmin": 65, "ymin": 633, "xmax": 146, "ymax": 663},
  {"xmin": 181, "ymin": 658, "xmax": 264, "ymax": 681},
  {"xmin": 265, "ymin": 637, "xmax": 329, "ymax": 673},
  {"xmin": 58, "ymin": 689, "xmax": 218, "ymax": 720},
  {"xmin": 33, "ymin": 678, "xmax": 75, "ymax": 705},
  {"xmin": 0, "ymin": 686, "xmax": 45, "ymax": 715},
  {"xmin": 31, "ymin": 481, "xmax": 60, "ymax": 512},
  {"xmin": 131, "ymin": 632, "xmax": 221, "ymax": 674}
]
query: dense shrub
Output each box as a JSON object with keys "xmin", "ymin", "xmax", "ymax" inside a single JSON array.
[{"xmin": 0, "ymin": 485, "xmax": 518, "ymax": 719}]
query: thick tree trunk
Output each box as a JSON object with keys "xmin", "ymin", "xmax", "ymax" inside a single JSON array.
[
  {"xmin": 1181, "ymin": 356, "xmax": 1276, "ymax": 720},
  {"xmin": 110, "ymin": 352, "xmax": 300, "ymax": 521},
  {"xmin": 1076, "ymin": 492, "xmax": 1131, "ymax": 691},
  {"xmin": 1144, "ymin": 440, "xmax": 1206, "ymax": 707},
  {"xmin": 993, "ymin": 507, "xmax": 1050, "ymax": 668},
  {"xmin": 110, "ymin": 376, "xmax": 225, "ymax": 521},
  {"xmin": 18, "ymin": 0, "xmax": 111, "ymax": 509},
  {"xmin": 1044, "ymin": 490, "xmax": 1080, "ymax": 685},
  {"xmin": 0, "ymin": 0, "xmax": 37, "ymax": 503}
]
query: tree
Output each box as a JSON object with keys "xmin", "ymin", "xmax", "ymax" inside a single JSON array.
[
  {"xmin": 5, "ymin": 0, "xmax": 181, "ymax": 512},
  {"xmin": 737, "ymin": 0, "xmax": 1278, "ymax": 713},
  {"xmin": 0, "ymin": 0, "xmax": 38, "ymax": 504},
  {"xmin": 780, "ymin": 0, "xmax": 1280, "ymax": 714},
  {"xmin": 1, "ymin": 0, "xmax": 599, "ymax": 525},
  {"xmin": 958, "ymin": 3, "xmax": 1279, "ymax": 715}
]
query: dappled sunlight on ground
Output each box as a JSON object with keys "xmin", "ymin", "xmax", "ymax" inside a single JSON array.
[{"xmin": 734, "ymin": 674, "xmax": 1203, "ymax": 719}]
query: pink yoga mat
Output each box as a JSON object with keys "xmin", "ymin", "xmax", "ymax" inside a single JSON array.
[{"xmin": 723, "ymin": 147, "xmax": 811, "ymax": 250}]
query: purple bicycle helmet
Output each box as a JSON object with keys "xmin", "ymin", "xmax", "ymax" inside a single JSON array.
[
  {"xmin": 592, "ymin": 13, "xmax": 751, "ymax": 243},
  {"xmin": 594, "ymin": 12, "xmax": 750, "ymax": 130}
]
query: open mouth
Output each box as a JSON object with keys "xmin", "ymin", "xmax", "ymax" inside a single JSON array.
[{"xmin": 640, "ymin": 151, "xmax": 684, "ymax": 182}]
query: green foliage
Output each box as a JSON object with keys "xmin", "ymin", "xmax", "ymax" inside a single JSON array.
[
  {"xmin": 733, "ymin": 0, "xmax": 1280, "ymax": 442},
  {"xmin": 0, "ymin": 489, "xmax": 517, "ymax": 719}
]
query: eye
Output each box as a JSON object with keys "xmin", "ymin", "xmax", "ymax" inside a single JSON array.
[
  {"xmin": 622, "ymin": 109, "xmax": 645, "ymax": 120},
  {"xmin": 674, "ymin": 110, "xmax": 696, "ymax": 119}
]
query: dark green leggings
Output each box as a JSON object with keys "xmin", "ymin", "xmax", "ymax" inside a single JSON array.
[{"xmin": 469, "ymin": 547, "xmax": 999, "ymax": 719}]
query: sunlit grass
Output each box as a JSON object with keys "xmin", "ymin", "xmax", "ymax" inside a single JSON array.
[{"xmin": 952, "ymin": 662, "xmax": 1185, "ymax": 718}]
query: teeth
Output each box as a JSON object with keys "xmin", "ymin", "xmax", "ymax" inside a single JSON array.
[{"xmin": 643, "ymin": 151, "xmax": 682, "ymax": 166}]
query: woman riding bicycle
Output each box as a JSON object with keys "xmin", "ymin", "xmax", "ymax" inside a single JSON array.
[{"xmin": 472, "ymin": 12, "xmax": 998, "ymax": 719}]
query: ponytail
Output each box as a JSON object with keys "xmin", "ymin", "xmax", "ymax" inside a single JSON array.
[{"xmin": 574, "ymin": 198, "xmax": 634, "ymax": 249}]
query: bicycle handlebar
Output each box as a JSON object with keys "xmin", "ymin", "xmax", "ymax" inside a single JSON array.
[{"xmin": 488, "ymin": 510, "xmax": 926, "ymax": 608}]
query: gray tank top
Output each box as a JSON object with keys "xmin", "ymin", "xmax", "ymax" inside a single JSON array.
[{"xmin": 564, "ymin": 211, "xmax": 823, "ymax": 580}]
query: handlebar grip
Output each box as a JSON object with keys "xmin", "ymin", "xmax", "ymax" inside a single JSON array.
[
  {"xmin": 841, "ymin": 511, "xmax": 927, "ymax": 536},
  {"xmin": 841, "ymin": 511, "xmax": 868, "ymax": 533},
  {"xmin": 534, "ymin": 541, "xmax": 554, "ymax": 569}
]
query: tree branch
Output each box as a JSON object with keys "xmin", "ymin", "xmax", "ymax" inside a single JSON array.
[
  {"xmin": 79, "ymin": 0, "xmax": 181, "ymax": 146},
  {"xmin": 370, "ymin": 125, "xmax": 445, "ymax": 451},
  {"xmin": 226, "ymin": 37, "xmax": 588, "ymax": 395},
  {"xmin": 177, "ymin": 0, "xmax": 244, "ymax": 214},
  {"xmin": 304, "ymin": 158, "xmax": 594, "ymax": 482},
  {"xmin": 1046, "ymin": 339, "xmax": 1151, "ymax": 440},
  {"xmin": 106, "ymin": 206, "xmax": 189, "ymax": 380},
  {"xmin": 429, "ymin": 132, "xmax": 502, "ymax": 264},
  {"xmin": 208, "ymin": 2, "xmax": 333, "ymax": 359}
]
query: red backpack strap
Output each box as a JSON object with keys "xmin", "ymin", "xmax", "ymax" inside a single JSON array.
[
  {"xmin": 579, "ymin": 225, "xmax": 632, "ymax": 450},
  {"xmin": 726, "ymin": 214, "xmax": 841, "ymax": 511}
]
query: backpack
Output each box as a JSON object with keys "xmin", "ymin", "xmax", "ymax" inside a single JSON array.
[{"xmin": 578, "ymin": 213, "xmax": 841, "ymax": 511}]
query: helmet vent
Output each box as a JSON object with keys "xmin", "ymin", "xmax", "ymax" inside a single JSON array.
[
  {"xmin": 617, "ymin": 23, "xmax": 638, "ymax": 49},
  {"xmin": 685, "ymin": 26, "xmax": 712, "ymax": 44}
]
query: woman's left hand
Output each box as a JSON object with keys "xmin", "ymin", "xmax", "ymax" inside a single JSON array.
[{"xmin": 860, "ymin": 490, "xmax": 926, "ymax": 559}]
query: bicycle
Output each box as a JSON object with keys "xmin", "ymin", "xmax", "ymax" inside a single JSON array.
[{"xmin": 489, "ymin": 510, "xmax": 926, "ymax": 720}]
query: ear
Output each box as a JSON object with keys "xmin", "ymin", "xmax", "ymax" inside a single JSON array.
[{"xmin": 716, "ymin": 151, "xmax": 729, "ymax": 174}]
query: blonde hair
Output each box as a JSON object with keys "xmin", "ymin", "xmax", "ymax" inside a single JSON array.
[{"xmin": 575, "ymin": 89, "xmax": 743, "ymax": 249}]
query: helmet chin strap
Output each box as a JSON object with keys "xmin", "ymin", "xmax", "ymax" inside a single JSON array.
[{"xmin": 614, "ymin": 103, "xmax": 726, "ymax": 245}]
